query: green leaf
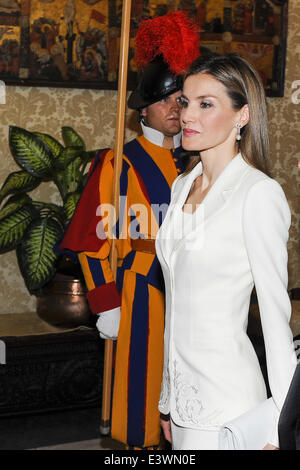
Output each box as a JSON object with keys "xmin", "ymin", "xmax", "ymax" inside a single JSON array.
[
  {"xmin": 0, "ymin": 204, "xmax": 38, "ymax": 253},
  {"xmin": 0, "ymin": 170, "xmax": 40, "ymax": 204},
  {"xmin": 34, "ymin": 132, "xmax": 64, "ymax": 161},
  {"xmin": 0, "ymin": 194, "xmax": 33, "ymax": 221},
  {"xmin": 54, "ymin": 146, "xmax": 83, "ymax": 169},
  {"xmin": 81, "ymin": 150, "xmax": 99, "ymax": 163},
  {"xmin": 78, "ymin": 173, "xmax": 89, "ymax": 191},
  {"xmin": 61, "ymin": 127, "xmax": 86, "ymax": 150},
  {"xmin": 16, "ymin": 217, "xmax": 64, "ymax": 292},
  {"xmin": 9, "ymin": 126, "xmax": 54, "ymax": 179},
  {"xmin": 56, "ymin": 156, "xmax": 82, "ymax": 200},
  {"xmin": 36, "ymin": 203, "xmax": 66, "ymax": 229},
  {"xmin": 64, "ymin": 192, "xmax": 81, "ymax": 222}
]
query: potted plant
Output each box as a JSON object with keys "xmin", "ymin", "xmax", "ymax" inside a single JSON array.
[{"xmin": 0, "ymin": 125, "xmax": 98, "ymax": 327}]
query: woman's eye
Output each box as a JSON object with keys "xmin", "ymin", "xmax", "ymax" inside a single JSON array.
[{"xmin": 200, "ymin": 101, "xmax": 211, "ymax": 109}]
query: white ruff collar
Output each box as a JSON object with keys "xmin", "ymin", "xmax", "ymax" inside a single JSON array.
[{"xmin": 141, "ymin": 122, "xmax": 181, "ymax": 149}]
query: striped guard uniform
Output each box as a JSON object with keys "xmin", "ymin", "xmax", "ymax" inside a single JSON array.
[{"xmin": 61, "ymin": 129, "xmax": 183, "ymax": 449}]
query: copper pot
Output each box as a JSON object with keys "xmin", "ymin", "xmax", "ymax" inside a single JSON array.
[{"xmin": 36, "ymin": 273, "xmax": 93, "ymax": 328}]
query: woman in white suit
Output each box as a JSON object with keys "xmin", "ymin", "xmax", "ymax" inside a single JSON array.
[{"xmin": 156, "ymin": 54, "xmax": 296, "ymax": 450}]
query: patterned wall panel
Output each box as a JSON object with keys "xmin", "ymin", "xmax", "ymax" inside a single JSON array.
[{"xmin": 0, "ymin": 0, "xmax": 299, "ymax": 314}]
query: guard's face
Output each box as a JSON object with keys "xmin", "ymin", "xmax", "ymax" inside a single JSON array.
[{"xmin": 141, "ymin": 91, "xmax": 182, "ymax": 137}]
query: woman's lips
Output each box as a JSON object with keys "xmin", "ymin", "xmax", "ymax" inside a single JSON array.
[{"xmin": 183, "ymin": 128, "xmax": 200, "ymax": 137}]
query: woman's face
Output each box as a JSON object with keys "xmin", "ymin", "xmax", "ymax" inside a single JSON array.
[{"xmin": 180, "ymin": 73, "xmax": 244, "ymax": 152}]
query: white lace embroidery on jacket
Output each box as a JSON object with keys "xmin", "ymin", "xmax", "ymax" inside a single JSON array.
[
  {"xmin": 172, "ymin": 360, "xmax": 223, "ymax": 426},
  {"xmin": 159, "ymin": 366, "xmax": 170, "ymax": 411}
]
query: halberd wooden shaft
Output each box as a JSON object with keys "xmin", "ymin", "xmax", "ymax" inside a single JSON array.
[{"xmin": 100, "ymin": 0, "xmax": 132, "ymax": 436}]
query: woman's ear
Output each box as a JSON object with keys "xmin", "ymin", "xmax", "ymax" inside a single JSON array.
[{"xmin": 240, "ymin": 104, "xmax": 249, "ymax": 128}]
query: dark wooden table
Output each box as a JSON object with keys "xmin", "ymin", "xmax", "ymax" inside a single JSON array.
[{"xmin": 0, "ymin": 313, "xmax": 104, "ymax": 417}]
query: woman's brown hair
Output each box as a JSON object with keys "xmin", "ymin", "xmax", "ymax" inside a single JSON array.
[{"xmin": 182, "ymin": 53, "xmax": 271, "ymax": 177}]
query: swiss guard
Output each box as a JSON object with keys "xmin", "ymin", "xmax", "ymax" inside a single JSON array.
[{"xmin": 59, "ymin": 11, "xmax": 200, "ymax": 449}]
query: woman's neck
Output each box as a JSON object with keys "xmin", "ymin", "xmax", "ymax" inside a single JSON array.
[{"xmin": 199, "ymin": 144, "xmax": 239, "ymax": 190}]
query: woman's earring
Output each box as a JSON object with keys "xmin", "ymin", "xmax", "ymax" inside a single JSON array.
[{"xmin": 236, "ymin": 124, "xmax": 241, "ymax": 141}]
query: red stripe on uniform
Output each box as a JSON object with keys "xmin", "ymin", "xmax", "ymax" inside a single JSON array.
[{"xmin": 87, "ymin": 281, "xmax": 121, "ymax": 314}]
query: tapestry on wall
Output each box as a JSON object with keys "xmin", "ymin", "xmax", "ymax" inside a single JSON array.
[{"xmin": 0, "ymin": 0, "xmax": 289, "ymax": 96}]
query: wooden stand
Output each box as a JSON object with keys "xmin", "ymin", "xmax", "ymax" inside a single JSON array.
[{"xmin": 0, "ymin": 313, "xmax": 104, "ymax": 417}]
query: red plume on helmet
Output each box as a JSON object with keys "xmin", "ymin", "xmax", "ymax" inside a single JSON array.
[
  {"xmin": 134, "ymin": 11, "xmax": 200, "ymax": 75},
  {"xmin": 127, "ymin": 11, "xmax": 200, "ymax": 110}
]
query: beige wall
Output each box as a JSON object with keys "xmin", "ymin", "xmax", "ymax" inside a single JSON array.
[
  {"xmin": 0, "ymin": 0, "xmax": 299, "ymax": 314},
  {"xmin": 0, "ymin": 88, "xmax": 139, "ymax": 314}
]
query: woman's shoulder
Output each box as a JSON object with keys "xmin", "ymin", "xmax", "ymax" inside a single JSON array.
[
  {"xmin": 242, "ymin": 157, "xmax": 268, "ymax": 180},
  {"xmin": 241, "ymin": 161, "xmax": 290, "ymax": 220},
  {"xmin": 238, "ymin": 158, "xmax": 289, "ymax": 215},
  {"xmin": 241, "ymin": 158, "xmax": 282, "ymax": 193}
]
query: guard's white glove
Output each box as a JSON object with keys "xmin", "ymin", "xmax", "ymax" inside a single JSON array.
[{"xmin": 96, "ymin": 307, "xmax": 120, "ymax": 340}]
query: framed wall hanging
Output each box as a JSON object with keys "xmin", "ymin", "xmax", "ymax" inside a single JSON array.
[{"xmin": 0, "ymin": 0, "xmax": 288, "ymax": 96}]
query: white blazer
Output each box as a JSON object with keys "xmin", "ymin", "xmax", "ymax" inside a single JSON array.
[{"xmin": 156, "ymin": 153, "xmax": 296, "ymax": 445}]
